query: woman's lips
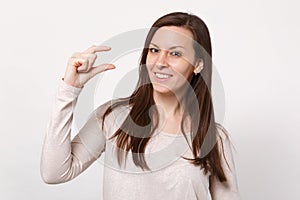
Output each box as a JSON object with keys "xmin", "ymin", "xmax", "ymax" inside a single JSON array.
[{"xmin": 154, "ymin": 72, "xmax": 173, "ymax": 82}]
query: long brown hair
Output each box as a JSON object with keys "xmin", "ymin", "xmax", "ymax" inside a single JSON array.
[{"xmin": 101, "ymin": 12, "xmax": 230, "ymax": 182}]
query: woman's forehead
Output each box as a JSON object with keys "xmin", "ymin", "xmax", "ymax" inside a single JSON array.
[{"xmin": 150, "ymin": 26, "xmax": 194, "ymax": 49}]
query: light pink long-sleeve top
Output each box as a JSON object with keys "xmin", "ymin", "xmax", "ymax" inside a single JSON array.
[{"xmin": 40, "ymin": 79, "xmax": 241, "ymax": 200}]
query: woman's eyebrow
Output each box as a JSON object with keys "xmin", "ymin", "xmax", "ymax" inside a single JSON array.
[{"xmin": 150, "ymin": 43, "xmax": 185, "ymax": 50}]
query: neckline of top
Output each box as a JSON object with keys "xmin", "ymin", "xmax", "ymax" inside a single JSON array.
[{"xmin": 159, "ymin": 131, "xmax": 191, "ymax": 138}]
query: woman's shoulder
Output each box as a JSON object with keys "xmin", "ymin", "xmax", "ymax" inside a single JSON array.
[
  {"xmin": 94, "ymin": 99, "xmax": 132, "ymax": 119},
  {"xmin": 215, "ymin": 122, "xmax": 236, "ymax": 154}
]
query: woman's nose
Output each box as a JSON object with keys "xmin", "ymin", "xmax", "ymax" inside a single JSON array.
[{"xmin": 156, "ymin": 51, "xmax": 168, "ymax": 67}]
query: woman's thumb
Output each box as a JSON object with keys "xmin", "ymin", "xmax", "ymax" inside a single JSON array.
[{"xmin": 90, "ymin": 64, "xmax": 115, "ymax": 77}]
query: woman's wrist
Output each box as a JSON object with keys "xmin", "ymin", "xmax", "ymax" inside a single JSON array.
[{"xmin": 61, "ymin": 77, "xmax": 84, "ymax": 89}]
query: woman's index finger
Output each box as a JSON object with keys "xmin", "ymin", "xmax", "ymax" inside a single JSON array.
[{"xmin": 84, "ymin": 45, "xmax": 112, "ymax": 54}]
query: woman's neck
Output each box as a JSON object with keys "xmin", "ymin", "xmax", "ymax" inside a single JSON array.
[{"xmin": 153, "ymin": 90, "xmax": 185, "ymax": 117}]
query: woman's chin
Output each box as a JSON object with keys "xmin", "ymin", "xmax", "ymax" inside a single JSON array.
[{"xmin": 152, "ymin": 84, "xmax": 174, "ymax": 95}]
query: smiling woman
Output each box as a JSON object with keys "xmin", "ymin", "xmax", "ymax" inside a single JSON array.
[
  {"xmin": 146, "ymin": 26, "xmax": 203, "ymax": 100},
  {"xmin": 41, "ymin": 11, "xmax": 241, "ymax": 200}
]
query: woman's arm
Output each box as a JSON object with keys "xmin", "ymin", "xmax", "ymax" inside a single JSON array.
[
  {"xmin": 209, "ymin": 124, "xmax": 241, "ymax": 199},
  {"xmin": 40, "ymin": 79, "xmax": 108, "ymax": 184}
]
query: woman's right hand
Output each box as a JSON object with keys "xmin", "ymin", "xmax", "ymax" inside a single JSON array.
[{"xmin": 63, "ymin": 45, "xmax": 115, "ymax": 88}]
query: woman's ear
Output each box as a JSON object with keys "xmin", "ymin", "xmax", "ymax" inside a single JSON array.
[{"xmin": 193, "ymin": 58, "xmax": 204, "ymax": 74}]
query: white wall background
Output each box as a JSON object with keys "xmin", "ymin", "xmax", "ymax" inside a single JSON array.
[{"xmin": 0, "ymin": 0, "xmax": 299, "ymax": 199}]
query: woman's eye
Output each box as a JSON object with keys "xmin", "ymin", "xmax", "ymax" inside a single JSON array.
[
  {"xmin": 149, "ymin": 48, "xmax": 158, "ymax": 53},
  {"xmin": 170, "ymin": 51, "xmax": 182, "ymax": 57}
]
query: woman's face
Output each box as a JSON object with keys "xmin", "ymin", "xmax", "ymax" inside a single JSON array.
[{"xmin": 146, "ymin": 26, "xmax": 200, "ymax": 95}]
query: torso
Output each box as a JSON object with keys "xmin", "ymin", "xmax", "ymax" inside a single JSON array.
[{"xmin": 101, "ymin": 104, "xmax": 212, "ymax": 200}]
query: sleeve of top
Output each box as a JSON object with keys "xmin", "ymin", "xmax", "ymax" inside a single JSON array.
[
  {"xmin": 209, "ymin": 124, "xmax": 241, "ymax": 200},
  {"xmin": 40, "ymin": 79, "xmax": 109, "ymax": 184}
]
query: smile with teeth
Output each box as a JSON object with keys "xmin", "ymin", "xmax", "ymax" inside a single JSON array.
[{"xmin": 154, "ymin": 72, "xmax": 172, "ymax": 79}]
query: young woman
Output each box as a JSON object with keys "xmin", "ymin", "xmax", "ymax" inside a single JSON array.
[{"xmin": 41, "ymin": 12, "xmax": 240, "ymax": 199}]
